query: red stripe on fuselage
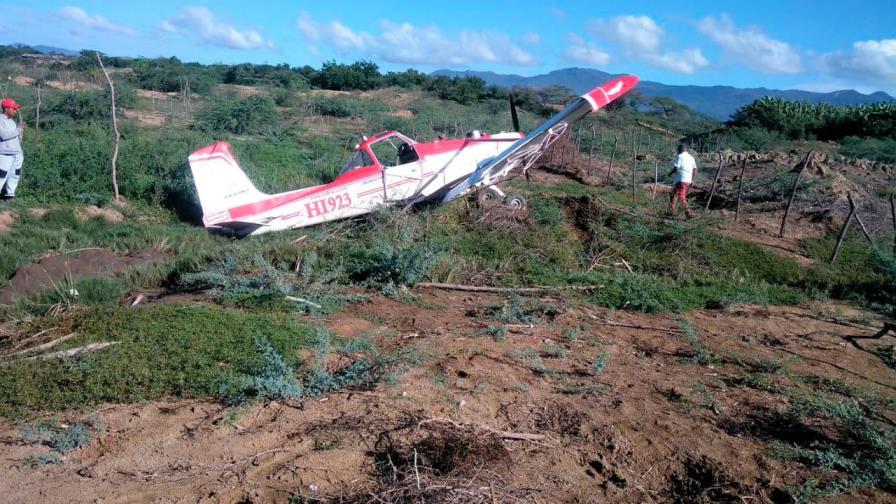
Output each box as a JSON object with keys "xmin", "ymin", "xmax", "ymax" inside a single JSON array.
[{"xmin": 226, "ymin": 165, "xmax": 382, "ymax": 221}]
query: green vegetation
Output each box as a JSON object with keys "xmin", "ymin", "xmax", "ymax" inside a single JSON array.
[
  {"xmin": 731, "ymin": 98, "xmax": 896, "ymax": 142},
  {"xmin": 592, "ymin": 352, "xmax": 609, "ymax": 377},
  {"xmin": 0, "ymin": 305, "xmax": 311, "ymax": 417}
]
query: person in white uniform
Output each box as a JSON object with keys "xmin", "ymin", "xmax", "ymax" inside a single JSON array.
[
  {"xmin": 669, "ymin": 143, "xmax": 697, "ymax": 218},
  {"xmin": 0, "ymin": 98, "xmax": 24, "ymax": 200}
]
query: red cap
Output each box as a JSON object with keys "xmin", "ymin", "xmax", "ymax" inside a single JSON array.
[{"xmin": 1, "ymin": 98, "xmax": 20, "ymax": 110}]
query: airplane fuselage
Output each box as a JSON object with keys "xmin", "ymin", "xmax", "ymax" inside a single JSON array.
[{"xmin": 189, "ymin": 131, "xmax": 522, "ymax": 236}]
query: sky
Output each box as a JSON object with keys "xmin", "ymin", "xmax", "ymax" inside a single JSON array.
[{"xmin": 1, "ymin": 1, "xmax": 895, "ymax": 95}]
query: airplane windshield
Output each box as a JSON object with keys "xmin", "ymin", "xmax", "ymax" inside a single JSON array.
[{"xmin": 340, "ymin": 149, "xmax": 373, "ymax": 175}]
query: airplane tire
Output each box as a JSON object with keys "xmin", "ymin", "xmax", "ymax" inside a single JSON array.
[
  {"xmin": 504, "ymin": 194, "xmax": 526, "ymax": 210},
  {"xmin": 477, "ymin": 188, "xmax": 501, "ymax": 206}
]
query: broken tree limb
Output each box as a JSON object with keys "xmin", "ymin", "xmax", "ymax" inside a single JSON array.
[
  {"xmin": 830, "ymin": 192, "xmax": 857, "ymax": 264},
  {"xmin": 26, "ymin": 342, "xmax": 117, "ymax": 361},
  {"xmin": 705, "ymin": 151, "xmax": 724, "ymax": 210},
  {"xmin": 415, "ymin": 283, "xmax": 602, "ymax": 294},
  {"xmin": 285, "ymin": 296, "xmax": 323, "ymax": 309},
  {"xmin": 96, "ymin": 52, "xmax": 121, "ymax": 201},
  {"xmin": 1, "ymin": 327, "xmax": 57, "ymax": 356},
  {"xmin": 10, "ymin": 332, "xmax": 76, "ymax": 356},
  {"xmin": 779, "ymin": 151, "xmax": 812, "ymax": 237},
  {"xmin": 417, "ymin": 418, "xmax": 546, "ymax": 442},
  {"xmin": 580, "ymin": 309, "xmax": 684, "ymax": 333}
]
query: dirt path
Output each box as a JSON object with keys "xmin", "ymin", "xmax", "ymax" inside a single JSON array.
[{"xmin": 1, "ymin": 290, "xmax": 893, "ymax": 503}]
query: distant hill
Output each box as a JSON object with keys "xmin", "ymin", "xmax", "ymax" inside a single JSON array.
[
  {"xmin": 10, "ymin": 43, "xmax": 78, "ymax": 56},
  {"xmin": 432, "ymin": 68, "xmax": 895, "ymax": 120}
]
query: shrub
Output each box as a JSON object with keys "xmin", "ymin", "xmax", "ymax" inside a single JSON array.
[
  {"xmin": 219, "ymin": 336, "xmax": 303, "ymax": 405},
  {"xmin": 312, "ymin": 96, "xmax": 358, "ymax": 118},
  {"xmin": 313, "ymin": 60, "xmax": 382, "ymax": 91},
  {"xmin": 21, "ymin": 418, "xmax": 103, "ymax": 453},
  {"xmin": 592, "ymin": 352, "xmax": 609, "ymax": 377},
  {"xmin": 840, "ymin": 136, "xmax": 896, "ymax": 163},
  {"xmin": 195, "ymin": 94, "xmax": 280, "ymax": 135}
]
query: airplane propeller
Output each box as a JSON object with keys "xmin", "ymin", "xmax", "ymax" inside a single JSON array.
[{"xmin": 509, "ymin": 92, "xmax": 521, "ymax": 133}]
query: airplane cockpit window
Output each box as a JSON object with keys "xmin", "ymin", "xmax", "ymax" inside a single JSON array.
[
  {"xmin": 340, "ymin": 149, "xmax": 373, "ymax": 175},
  {"xmin": 370, "ymin": 140, "xmax": 399, "ymax": 167}
]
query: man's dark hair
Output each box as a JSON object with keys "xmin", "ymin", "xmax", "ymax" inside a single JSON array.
[{"xmin": 677, "ymin": 143, "xmax": 687, "ymax": 154}]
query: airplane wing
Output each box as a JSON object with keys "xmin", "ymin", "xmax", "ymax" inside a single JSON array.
[{"xmin": 440, "ymin": 75, "xmax": 639, "ymax": 203}]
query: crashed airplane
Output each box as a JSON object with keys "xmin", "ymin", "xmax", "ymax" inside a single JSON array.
[{"xmin": 187, "ymin": 75, "xmax": 639, "ymax": 236}]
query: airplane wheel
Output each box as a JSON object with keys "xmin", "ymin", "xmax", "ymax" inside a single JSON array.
[
  {"xmin": 504, "ymin": 194, "xmax": 526, "ymax": 210},
  {"xmin": 477, "ymin": 188, "xmax": 501, "ymax": 206}
]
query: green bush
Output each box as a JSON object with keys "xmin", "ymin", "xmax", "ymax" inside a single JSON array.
[
  {"xmin": 219, "ymin": 336, "xmax": 303, "ymax": 405},
  {"xmin": 0, "ymin": 305, "xmax": 310, "ymax": 418},
  {"xmin": 840, "ymin": 136, "xmax": 896, "ymax": 163},
  {"xmin": 195, "ymin": 94, "xmax": 280, "ymax": 135},
  {"xmin": 313, "ymin": 60, "xmax": 382, "ymax": 91}
]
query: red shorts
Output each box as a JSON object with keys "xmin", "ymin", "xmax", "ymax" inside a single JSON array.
[{"xmin": 674, "ymin": 182, "xmax": 691, "ymax": 199}]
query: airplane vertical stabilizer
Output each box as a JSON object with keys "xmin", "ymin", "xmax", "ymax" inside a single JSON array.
[{"xmin": 187, "ymin": 141, "xmax": 266, "ymax": 224}]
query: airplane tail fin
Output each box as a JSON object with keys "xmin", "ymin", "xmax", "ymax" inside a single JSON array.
[{"xmin": 187, "ymin": 141, "xmax": 266, "ymax": 226}]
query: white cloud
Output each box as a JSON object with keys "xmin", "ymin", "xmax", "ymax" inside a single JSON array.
[
  {"xmin": 586, "ymin": 15, "xmax": 709, "ymax": 74},
  {"xmin": 59, "ymin": 6, "xmax": 135, "ymax": 37},
  {"xmin": 645, "ymin": 49, "xmax": 709, "ymax": 74},
  {"xmin": 549, "ymin": 7, "xmax": 568, "ymax": 21},
  {"xmin": 563, "ymin": 34, "xmax": 610, "ymax": 66},
  {"xmin": 297, "ymin": 12, "xmax": 538, "ymax": 66},
  {"xmin": 589, "ymin": 15, "xmax": 662, "ymax": 54},
  {"xmin": 162, "ymin": 7, "xmax": 274, "ymax": 50},
  {"xmin": 697, "ymin": 14, "xmax": 802, "ymax": 75},
  {"xmin": 158, "ymin": 20, "xmax": 177, "ymax": 33},
  {"xmin": 820, "ymin": 39, "xmax": 896, "ymax": 85},
  {"xmin": 522, "ymin": 31, "xmax": 541, "ymax": 45}
]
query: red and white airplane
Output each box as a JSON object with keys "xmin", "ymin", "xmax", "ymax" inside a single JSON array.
[{"xmin": 188, "ymin": 75, "xmax": 639, "ymax": 236}]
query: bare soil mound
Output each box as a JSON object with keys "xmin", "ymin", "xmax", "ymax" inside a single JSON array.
[
  {"xmin": 74, "ymin": 205, "xmax": 125, "ymax": 224},
  {"xmin": 0, "ymin": 210, "xmax": 13, "ymax": 234},
  {"xmin": 0, "ymin": 249, "xmax": 162, "ymax": 305},
  {"xmin": 1, "ymin": 290, "xmax": 892, "ymax": 502}
]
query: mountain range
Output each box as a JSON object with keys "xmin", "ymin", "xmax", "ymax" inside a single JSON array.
[
  {"xmin": 10, "ymin": 43, "xmax": 79, "ymax": 56},
  {"xmin": 432, "ymin": 68, "xmax": 894, "ymax": 121}
]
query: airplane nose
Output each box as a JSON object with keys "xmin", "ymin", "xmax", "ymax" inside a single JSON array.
[{"xmin": 582, "ymin": 75, "xmax": 640, "ymax": 111}]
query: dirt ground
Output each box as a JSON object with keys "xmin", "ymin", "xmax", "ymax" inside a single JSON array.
[
  {"xmin": 0, "ymin": 248, "xmax": 162, "ymax": 305},
  {"xmin": 1, "ymin": 287, "xmax": 893, "ymax": 503}
]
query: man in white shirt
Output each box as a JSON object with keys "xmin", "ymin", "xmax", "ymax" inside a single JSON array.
[
  {"xmin": 669, "ymin": 143, "xmax": 697, "ymax": 218},
  {"xmin": 0, "ymin": 98, "xmax": 24, "ymax": 200}
]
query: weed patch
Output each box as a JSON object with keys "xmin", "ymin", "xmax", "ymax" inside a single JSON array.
[
  {"xmin": 0, "ymin": 304, "xmax": 311, "ymax": 418},
  {"xmin": 219, "ymin": 335, "xmax": 303, "ymax": 405}
]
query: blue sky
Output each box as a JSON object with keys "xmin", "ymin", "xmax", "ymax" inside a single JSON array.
[{"xmin": 1, "ymin": 1, "xmax": 895, "ymax": 94}]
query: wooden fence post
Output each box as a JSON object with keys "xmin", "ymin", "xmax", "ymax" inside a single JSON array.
[
  {"xmin": 779, "ymin": 151, "xmax": 813, "ymax": 238},
  {"xmin": 705, "ymin": 151, "xmax": 724, "ymax": 210},
  {"xmin": 606, "ymin": 134, "xmax": 618, "ymax": 186},
  {"xmin": 735, "ymin": 157, "xmax": 747, "ymax": 221},
  {"xmin": 34, "ymin": 83, "xmax": 41, "ymax": 133},
  {"xmin": 831, "ymin": 193, "xmax": 857, "ymax": 264},
  {"xmin": 652, "ymin": 160, "xmax": 659, "ymax": 200},
  {"xmin": 891, "ymin": 194, "xmax": 896, "ymax": 255},
  {"xmin": 853, "ymin": 202, "xmax": 874, "ymax": 244},
  {"xmin": 588, "ymin": 125, "xmax": 596, "ymax": 176},
  {"xmin": 631, "ymin": 133, "xmax": 641, "ymax": 200}
]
